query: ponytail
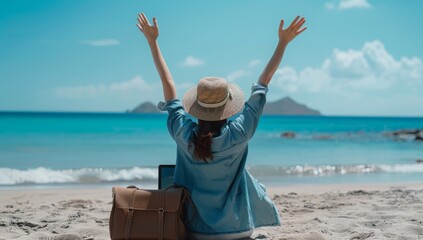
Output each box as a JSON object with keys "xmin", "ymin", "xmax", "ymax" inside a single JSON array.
[{"xmin": 192, "ymin": 119, "xmax": 227, "ymax": 162}]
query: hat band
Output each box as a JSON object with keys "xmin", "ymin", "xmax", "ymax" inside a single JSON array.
[{"xmin": 197, "ymin": 90, "xmax": 231, "ymax": 108}]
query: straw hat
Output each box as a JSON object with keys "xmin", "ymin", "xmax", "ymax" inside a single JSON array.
[{"xmin": 182, "ymin": 77, "xmax": 245, "ymax": 121}]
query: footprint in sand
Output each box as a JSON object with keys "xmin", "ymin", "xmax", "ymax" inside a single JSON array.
[{"xmin": 58, "ymin": 199, "xmax": 93, "ymax": 209}]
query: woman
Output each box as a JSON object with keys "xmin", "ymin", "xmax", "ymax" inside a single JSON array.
[{"xmin": 136, "ymin": 13, "xmax": 306, "ymax": 239}]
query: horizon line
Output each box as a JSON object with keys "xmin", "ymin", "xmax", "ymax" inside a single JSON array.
[{"xmin": 1, "ymin": 110, "xmax": 423, "ymax": 118}]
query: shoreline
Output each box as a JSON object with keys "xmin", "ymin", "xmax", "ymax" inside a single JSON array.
[
  {"xmin": 1, "ymin": 176, "xmax": 422, "ymax": 191},
  {"xmin": 1, "ymin": 180, "xmax": 423, "ymax": 192},
  {"xmin": 268, "ymin": 181, "xmax": 423, "ymax": 194},
  {"xmin": 1, "ymin": 182, "xmax": 422, "ymax": 239}
]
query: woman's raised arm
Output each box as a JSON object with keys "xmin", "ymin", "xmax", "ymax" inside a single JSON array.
[
  {"xmin": 258, "ymin": 16, "xmax": 307, "ymax": 87},
  {"xmin": 136, "ymin": 13, "xmax": 176, "ymax": 102}
]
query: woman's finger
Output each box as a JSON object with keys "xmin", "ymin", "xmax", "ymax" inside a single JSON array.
[
  {"xmin": 294, "ymin": 18, "xmax": 306, "ymax": 30},
  {"xmin": 138, "ymin": 13, "xmax": 145, "ymax": 25},
  {"xmin": 279, "ymin": 19, "xmax": 284, "ymax": 30},
  {"xmin": 141, "ymin": 13, "xmax": 151, "ymax": 26},
  {"xmin": 296, "ymin": 27, "xmax": 307, "ymax": 35},
  {"xmin": 136, "ymin": 23, "xmax": 144, "ymax": 32},
  {"xmin": 137, "ymin": 15, "xmax": 145, "ymax": 27},
  {"xmin": 289, "ymin": 16, "xmax": 300, "ymax": 29},
  {"xmin": 153, "ymin": 17, "xmax": 158, "ymax": 29},
  {"xmin": 138, "ymin": 13, "xmax": 147, "ymax": 27}
]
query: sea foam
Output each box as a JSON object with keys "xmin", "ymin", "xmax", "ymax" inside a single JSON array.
[
  {"xmin": 247, "ymin": 163, "xmax": 423, "ymax": 177},
  {"xmin": 0, "ymin": 167, "xmax": 157, "ymax": 185},
  {"xmin": 1, "ymin": 164, "xmax": 423, "ymax": 185}
]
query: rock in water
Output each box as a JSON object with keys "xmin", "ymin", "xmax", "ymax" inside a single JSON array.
[
  {"xmin": 281, "ymin": 131, "xmax": 296, "ymax": 138},
  {"xmin": 385, "ymin": 129, "xmax": 423, "ymax": 141},
  {"xmin": 312, "ymin": 134, "xmax": 332, "ymax": 140}
]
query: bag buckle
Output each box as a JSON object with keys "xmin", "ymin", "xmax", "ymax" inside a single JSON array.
[
  {"xmin": 158, "ymin": 208, "xmax": 164, "ymax": 216},
  {"xmin": 128, "ymin": 206, "xmax": 134, "ymax": 213}
]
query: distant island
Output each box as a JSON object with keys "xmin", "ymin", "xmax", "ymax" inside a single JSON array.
[
  {"xmin": 128, "ymin": 102, "xmax": 162, "ymax": 113},
  {"xmin": 128, "ymin": 97, "xmax": 321, "ymax": 116},
  {"xmin": 263, "ymin": 97, "xmax": 320, "ymax": 115}
]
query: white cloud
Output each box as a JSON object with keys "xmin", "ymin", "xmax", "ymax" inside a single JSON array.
[
  {"xmin": 325, "ymin": 49, "xmax": 370, "ymax": 79},
  {"xmin": 55, "ymin": 75, "xmax": 157, "ymax": 99},
  {"xmin": 80, "ymin": 38, "xmax": 120, "ymax": 46},
  {"xmin": 339, "ymin": 0, "xmax": 371, "ymax": 9},
  {"xmin": 223, "ymin": 59, "xmax": 262, "ymax": 82},
  {"xmin": 325, "ymin": 2, "xmax": 336, "ymax": 9},
  {"xmin": 326, "ymin": 0, "xmax": 371, "ymax": 10},
  {"xmin": 272, "ymin": 40, "xmax": 423, "ymax": 94},
  {"xmin": 226, "ymin": 70, "xmax": 251, "ymax": 82},
  {"xmin": 273, "ymin": 67, "xmax": 299, "ymax": 92},
  {"xmin": 109, "ymin": 76, "xmax": 154, "ymax": 92},
  {"xmin": 249, "ymin": 59, "xmax": 262, "ymax": 67},
  {"xmin": 180, "ymin": 56, "xmax": 205, "ymax": 67},
  {"xmin": 55, "ymin": 84, "xmax": 106, "ymax": 98},
  {"xmin": 176, "ymin": 82, "xmax": 195, "ymax": 92}
]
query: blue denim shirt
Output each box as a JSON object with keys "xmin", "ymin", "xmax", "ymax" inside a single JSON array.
[{"xmin": 157, "ymin": 83, "xmax": 281, "ymax": 235}]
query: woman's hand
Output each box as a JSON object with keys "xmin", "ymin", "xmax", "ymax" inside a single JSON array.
[
  {"xmin": 278, "ymin": 16, "xmax": 307, "ymax": 45},
  {"xmin": 136, "ymin": 13, "xmax": 176, "ymax": 101},
  {"xmin": 258, "ymin": 16, "xmax": 307, "ymax": 86},
  {"xmin": 136, "ymin": 13, "xmax": 159, "ymax": 43}
]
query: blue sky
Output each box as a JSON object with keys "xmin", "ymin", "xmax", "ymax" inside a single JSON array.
[{"xmin": 1, "ymin": 0, "xmax": 422, "ymax": 116}]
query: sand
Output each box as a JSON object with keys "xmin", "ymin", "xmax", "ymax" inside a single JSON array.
[{"xmin": 1, "ymin": 183, "xmax": 422, "ymax": 240}]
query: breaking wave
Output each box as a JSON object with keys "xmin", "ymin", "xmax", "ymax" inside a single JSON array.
[
  {"xmin": 248, "ymin": 163, "xmax": 423, "ymax": 177},
  {"xmin": 0, "ymin": 167, "xmax": 157, "ymax": 185},
  {"xmin": 1, "ymin": 163, "xmax": 423, "ymax": 185}
]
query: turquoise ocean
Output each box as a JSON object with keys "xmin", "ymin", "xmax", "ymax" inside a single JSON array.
[{"xmin": 0, "ymin": 112, "xmax": 422, "ymax": 189}]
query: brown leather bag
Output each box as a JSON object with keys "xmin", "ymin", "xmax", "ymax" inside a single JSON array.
[{"xmin": 109, "ymin": 185, "xmax": 188, "ymax": 240}]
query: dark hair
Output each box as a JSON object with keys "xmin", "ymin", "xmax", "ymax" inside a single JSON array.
[{"xmin": 192, "ymin": 119, "xmax": 227, "ymax": 162}]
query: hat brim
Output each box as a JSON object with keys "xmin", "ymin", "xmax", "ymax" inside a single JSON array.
[{"xmin": 182, "ymin": 83, "xmax": 245, "ymax": 121}]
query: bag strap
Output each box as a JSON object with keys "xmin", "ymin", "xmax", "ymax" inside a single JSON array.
[
  {"xmin": 166, "ymin": 185, "xmax": 197, "ymax": 225},
  {"xmin": 158, "ymin": 190, "xmax": 164, "ymax": 240},
  {"xmin": 124, "ymin": 187, "xmax": 137, "ymax": 239}
]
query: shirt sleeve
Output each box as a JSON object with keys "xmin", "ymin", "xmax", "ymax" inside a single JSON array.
[
  {"xmin": 230, "ymin": 83, "xmax": 268, "ymax": 140},
  {"xmin": 157, "ymin": 99, "xmax": 195, "ymax": 142}
]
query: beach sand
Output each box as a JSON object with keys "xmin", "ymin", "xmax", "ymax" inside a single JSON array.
[{"xmin": 1, "ymin": 183, "xmax": 422, "ymax": 240}]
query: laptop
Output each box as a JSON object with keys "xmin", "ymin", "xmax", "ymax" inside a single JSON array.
[{"xmin": 158, "ymin": 164, "xmax": 175, "ymax": 189}]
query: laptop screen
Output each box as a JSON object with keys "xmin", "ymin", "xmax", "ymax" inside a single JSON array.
[{"xmin": 158, "ymin": 164, "xmax": 175, "ymax": 189}]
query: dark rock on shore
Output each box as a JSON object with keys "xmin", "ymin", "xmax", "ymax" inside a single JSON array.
[
  {"xmin": 281, "ymin": 131, "xmax": 296, "ymax": 138},
  {"xmin": 391, "ymin": 129, "xmax": 420, "ymax": 136},
  {"xmin": 384, "ymin": 129, "xmax": 423, "ymax": 142}
]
